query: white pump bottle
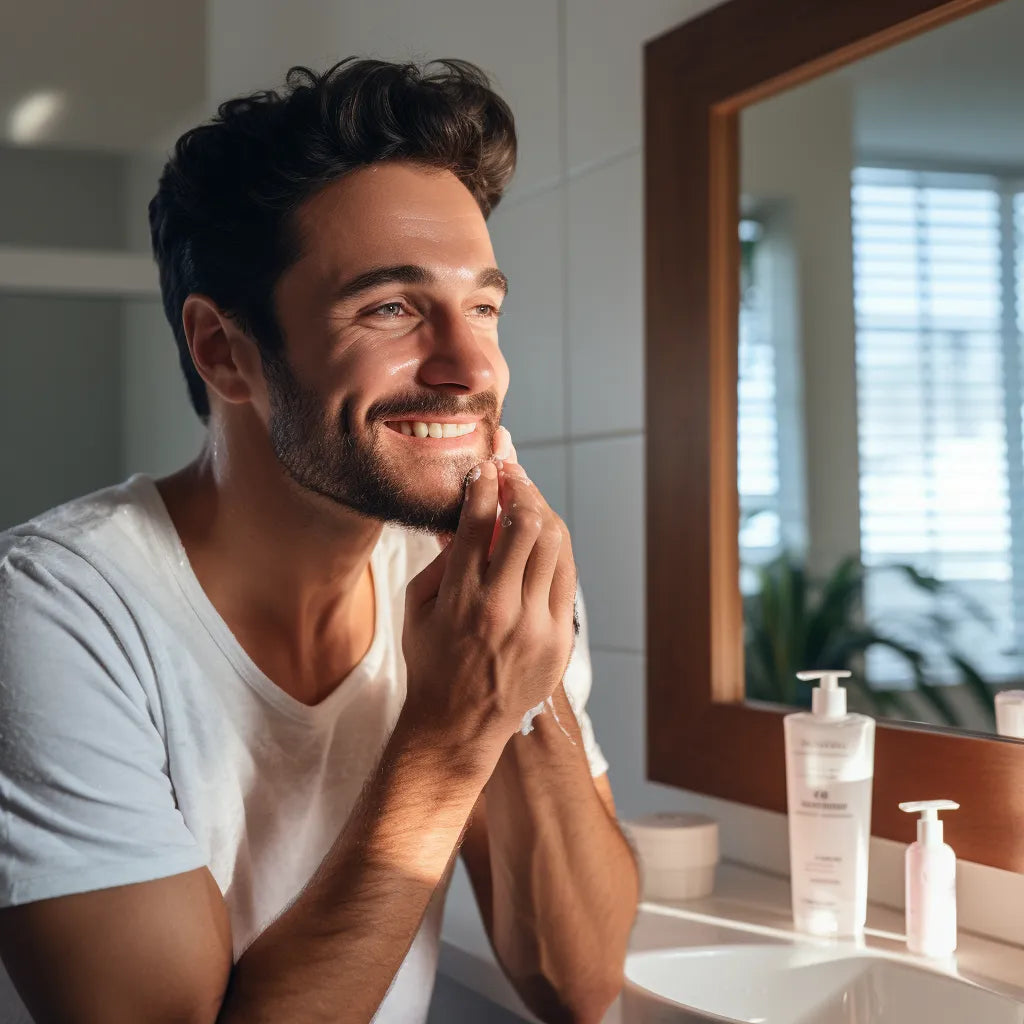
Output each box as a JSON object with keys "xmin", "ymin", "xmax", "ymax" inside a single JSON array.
[
  {"xmin": 783, "ymin": 670, "xmax": 875, "ymax": 937},
  {"xmin": 898, "ymin": 800, "xmax": 959, "ymax": 958}
]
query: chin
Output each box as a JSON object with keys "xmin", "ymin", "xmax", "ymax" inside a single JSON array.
[{"xmin": 374, "ymin": 480, "xmax": 465, "ymax": 535}]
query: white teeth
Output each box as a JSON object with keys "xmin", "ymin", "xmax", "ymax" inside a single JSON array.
[{"xmin": 396, "ymin": 420, "xmax": 479, "ymax": 438}]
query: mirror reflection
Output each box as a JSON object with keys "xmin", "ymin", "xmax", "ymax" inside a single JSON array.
[{"xmin": 738, "ymin": 0, "xmax": 1024, "ymax": 736}]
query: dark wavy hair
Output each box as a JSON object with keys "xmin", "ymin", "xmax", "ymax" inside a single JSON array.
[{"xmin": 149, "ymin": 58, "xmax": 517, "ymax": 423}]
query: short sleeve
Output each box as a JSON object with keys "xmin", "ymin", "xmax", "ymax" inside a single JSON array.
[
  {"xmin": 561, "ymin": 584, "xmax": 609, "ymax": 778},
  {"xmin": 0, "ymin": 543, "xmax": 206, "ymax": 908}
]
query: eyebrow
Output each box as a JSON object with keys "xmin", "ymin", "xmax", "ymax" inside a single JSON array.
[{"xmin": 332, "ymin": 264, "xmax": 509, "ymax": 304}]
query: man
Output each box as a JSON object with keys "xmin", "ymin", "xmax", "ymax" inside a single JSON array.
[{"xmin": 0, "ymin": 58, "xmax": 639, "ymax": 1023}]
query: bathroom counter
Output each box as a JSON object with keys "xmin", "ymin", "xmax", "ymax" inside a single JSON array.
[{"xmin": 438, "ymin": 860, "xmax": 1024, "ymax": 1022}]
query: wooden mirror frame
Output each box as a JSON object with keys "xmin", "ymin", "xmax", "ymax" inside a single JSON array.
[{"xmin": 644, "ymin": 0, "xmax": 1024, "ymax": 871}]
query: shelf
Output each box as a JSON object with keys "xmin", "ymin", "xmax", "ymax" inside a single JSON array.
[{"xmin": 0, "ymin": 245, "xmax": 159, "ymax": 298}]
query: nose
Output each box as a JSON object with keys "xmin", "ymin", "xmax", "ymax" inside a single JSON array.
[{"xmin": 417, "ymin": 306, "xmax": 498, "ymax": 394}]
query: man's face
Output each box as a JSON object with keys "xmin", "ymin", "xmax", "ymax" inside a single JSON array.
[{"xmin": 265, "ymin": 161, "xmax": 510, "ymax": 535}]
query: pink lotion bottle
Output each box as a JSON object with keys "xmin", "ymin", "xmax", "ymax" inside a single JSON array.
[{"xmin": 898, "ymin": 800, "xmax": 960, "ymax": 958}]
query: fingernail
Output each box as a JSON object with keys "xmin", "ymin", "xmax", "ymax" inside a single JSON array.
[
  {"xmin": 498, "ymin": 426, "xmax": 513, "ymax": 460},
  {"xmin": 465, "ymin": 465, "xmax": 482, "ymax": 485}
]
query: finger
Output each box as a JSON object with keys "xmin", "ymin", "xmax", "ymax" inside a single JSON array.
[
  {"xmin": 487, "ymin": 506, "xmax": 502, "ymax": 559},
  {"xmin": 498, "ymin": 426, "xmax": 519, "ymax": 467},
  {"xmin": 442, "ymin": 461, "xmax": 499, "ymax": 595},
  {"xmin": 522, "ymin": 520, "xmax": 562, "ymax": 606},
  {"xmin": 496, "ymin": 463, "xmax": 576, "ymax": 618},
  {"xmin": 497, "ymin": 458, "xmax": 532, "ymax": 494},
  {"xmin": 494, "ymin": 425, "xmax": 514, "ymax": 462},
  {"xmin": 406, "ymin": 534, "xmax": 455, "ymax": 606},
  {"xmin": 549, "ymin": 525, "xmax": 577, "ymax": 625},
  {"xmin": 484, "ymin": 456, "xmax": 505, "ymax": 559},
  {"xmin": 484, "ymin": 473, "xmax": 546, "ymax": 595},
  {"xmin": 489, "ymin": 425, "xmax": 520, "ymax": 561},
  {"xmin": 493, "ymin": 464, "xmax": 536, "ymax": 532}
]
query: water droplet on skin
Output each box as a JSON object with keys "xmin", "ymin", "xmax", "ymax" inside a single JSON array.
[{"xmin": 500, "ymin": 513, "xmax": 513, "ymax": 528}]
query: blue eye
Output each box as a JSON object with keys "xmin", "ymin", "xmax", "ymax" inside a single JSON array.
[{"xmin": 368, "ymin": 302, "xmax": 503, "ymax": 320}]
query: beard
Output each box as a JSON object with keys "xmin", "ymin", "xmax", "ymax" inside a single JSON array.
[{"xmin": 262, "ymin": 354, "xmax": 494, "ymax": 536}]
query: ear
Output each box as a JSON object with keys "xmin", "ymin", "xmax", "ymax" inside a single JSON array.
[{"xmin": 182, "ymin": 294, "xmax": 266, "ymax": 411}]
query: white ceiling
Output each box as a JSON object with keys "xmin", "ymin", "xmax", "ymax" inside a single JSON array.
[
  {"xmin": 0, "ymin": 0, "xmax": 207, "ymax": 153},
  {"xmin": 840, "ymin": 0, "xmax": 1024, "ymax": 168}
]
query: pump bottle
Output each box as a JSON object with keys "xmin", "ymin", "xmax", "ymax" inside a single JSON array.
[
  {"xmin": 783, "ymin": 670, "xmax": 875, "ymax": 937},
  {"xmin": 898, "ymin": 800, "xmax": 959, "ymax": 958}
]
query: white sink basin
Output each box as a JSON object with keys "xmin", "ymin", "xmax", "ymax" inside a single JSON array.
[{"xmin": 622, "ymin": 944, "xmax": 1024, "ymax": 1023}]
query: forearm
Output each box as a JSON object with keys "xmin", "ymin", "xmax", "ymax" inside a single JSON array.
[
  {"xmin": 484, "ymin": 684, "xmax": 640, "ymax": 1024},
  {"xmin": 218, "ymin": 720, "xmax": 494, "ymax": 1024}
]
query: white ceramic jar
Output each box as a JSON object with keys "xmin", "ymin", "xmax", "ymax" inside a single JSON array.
[{"xmin": 622, "ymin": 812, "xmax": 719, "ymax": 901}]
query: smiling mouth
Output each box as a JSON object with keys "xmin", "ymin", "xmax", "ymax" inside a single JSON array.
[{"xmin": 383, "ymin": 419, "xmax": 480, "ymax": 440}]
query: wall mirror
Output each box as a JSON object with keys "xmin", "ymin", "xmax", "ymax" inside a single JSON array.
[
  {"xmin": 738, "ymin": 0, "xmax": 1024, "ymax": 739},
  {"xmin": 645, "ymin": 0, "xmax": 1024, "ymax": 870}
]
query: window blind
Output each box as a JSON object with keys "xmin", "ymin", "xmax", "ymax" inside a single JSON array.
[
  {"xmin": 853, "ymin": 166, "xmax": 1022, "ymax": 682},
  {"xmin": 738, "ymin": 217, "xmax": 783, "ymax": 584},
  {"xmin": 738, "ymin": 217, "xmax": 781, "ymax": 567}
]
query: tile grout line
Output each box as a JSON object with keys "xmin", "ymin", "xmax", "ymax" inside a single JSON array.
[
  {"xmin": 568, "ymin": 143, "xmax": 642, "ymax": 184},
  {"xmin": 517, "ymin": 427, "xmax": 645, "ymax": 450},
  {"xmin": 498, "ymin": 143, "xmax": 641, "ymax": 216},
  {"xmin": 557, "ymin": 0, "xmax": 574, "ymax": 533},
  {"xmin": 591, "ymin": 644, "xmax": 647, "ymax": 656},
  {"xmin": 498, "ymin": 174, "xmax": 564, "ymax": 213}
]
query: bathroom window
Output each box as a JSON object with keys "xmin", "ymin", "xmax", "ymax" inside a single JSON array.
[
  {"xmin": 738, "ymin": 217, "xmax": 780, "ymax": 583},
  {"xmin": 852, "ymin": 166, "xmax": 1024, "ymax": 683},
  {"xmin": 738, "ymin": 213, "xmax": 806, "ymax": 592}
]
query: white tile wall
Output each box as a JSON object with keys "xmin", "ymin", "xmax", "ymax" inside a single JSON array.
[
  {"xmin": 489, "ymin": 187, "xmax": 567, "ymax": 445},
  {"xmin": 567, "ymin": 150, "xmax": 644, "ymax": 436},
  {"xmin": 209, "ymin": 0, "xmax": 563, "ymax": 202},
  {"xmin": 564, "ymin": 0, "xmax": 726, "ymax": 173},
  {"xmin": 512, "ymin": 442, "xmax": 570, "ymax": 526},
  {"xmin": 587, "ymin": 649, "xmax": 792, "ymax": 875},
  {"xmin": 570, "ymin": 433, "xmax": 644, "ymax": 652},
  {"xmin": 121, "ymin": 300, "xmax": 209, "ymax": 478},
  {"xmin": 588, "ymin": 649, "xmax": 652, "ymax": 813}
]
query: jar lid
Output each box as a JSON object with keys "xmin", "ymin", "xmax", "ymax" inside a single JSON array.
[{"xmin": 622, "ymin": 812, "xmax": 719, "ymax": 866}]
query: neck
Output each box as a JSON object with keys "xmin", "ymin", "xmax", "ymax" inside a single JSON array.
[{"xmin": 155, "ymin": 429, "xmax": 383, "ymax": 702}]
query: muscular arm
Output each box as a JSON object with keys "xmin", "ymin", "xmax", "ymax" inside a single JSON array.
[
  {"xmin": 0, "ymin": 719, "xmax": 495, "ymax": 1024},
  {"xmin": 461, "ymin": 682, "xmax": 640, "ymax": 1024}
]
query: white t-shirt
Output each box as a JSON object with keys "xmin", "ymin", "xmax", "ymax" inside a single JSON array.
[{"xmin": 0, "ymin": 473, "xmax": 608, "ymax": 1024}]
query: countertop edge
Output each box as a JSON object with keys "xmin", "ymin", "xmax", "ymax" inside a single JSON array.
[{"xmin": 439, "ymin": 859, "xmax": 1024, "ymax": 1021}]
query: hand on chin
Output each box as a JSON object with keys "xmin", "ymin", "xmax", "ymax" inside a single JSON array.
[{"xmin": 434, "ymin": 425, "xmax": 517, "ymax": 553}]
